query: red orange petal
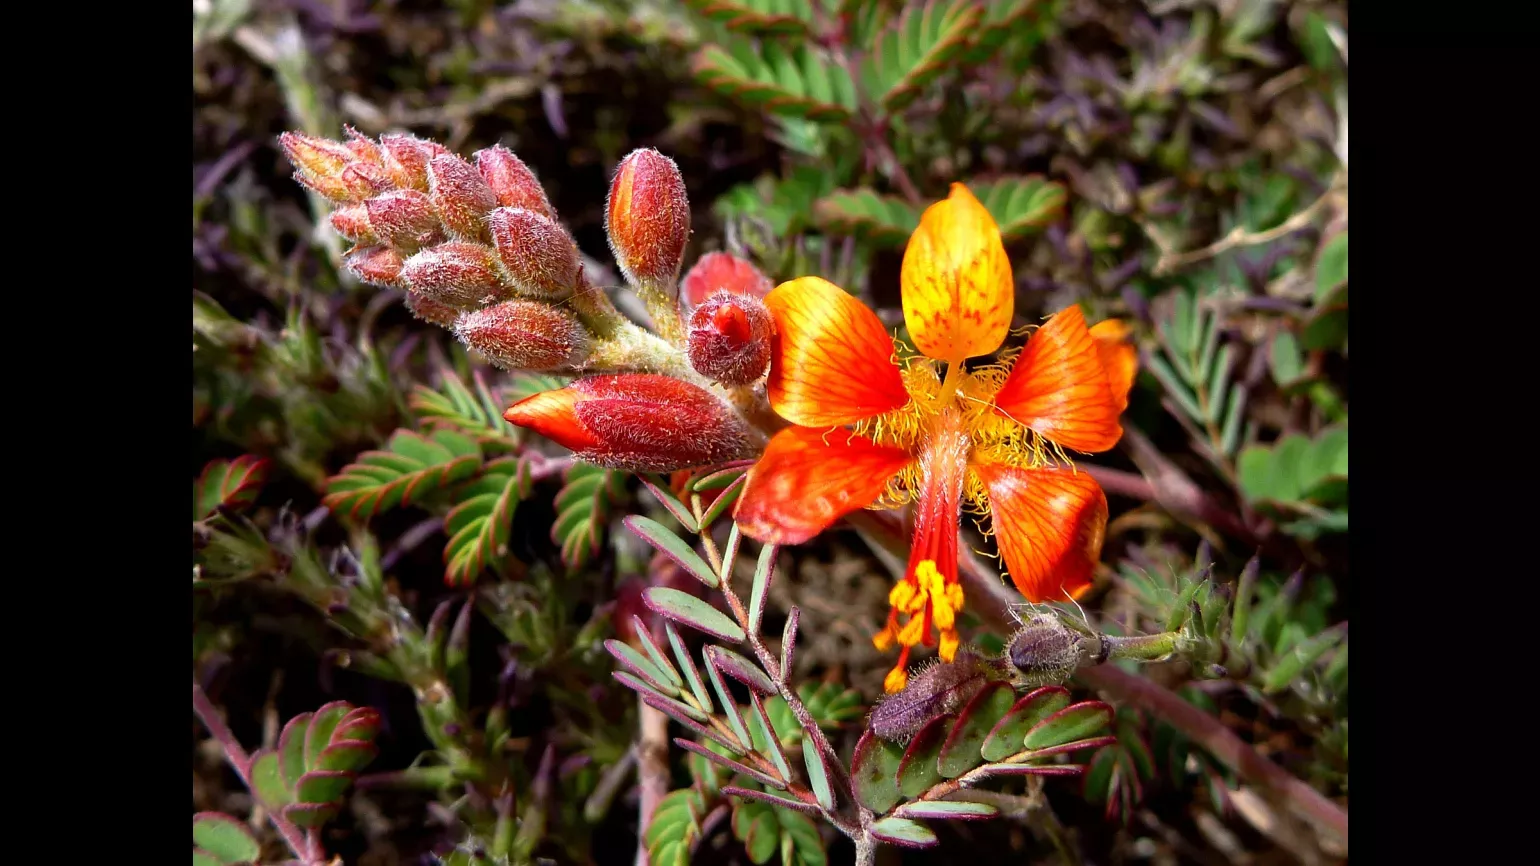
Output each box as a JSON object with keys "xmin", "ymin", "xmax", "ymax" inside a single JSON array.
[
  {"xmin": 1089, "ymin": 319, "xmax": 1137, "ymax": 413},
  {"xmin": 974, "ymin": 463, "xmax": 1108, "ymax": 602},
  {"xmin": 900, "ymin": 183, "xmax": 1015, "ymax": 363},
  {"xmin": 763, "ymin": 276, "xmax": 909, "ymax": 427},
  {"xmin": 992, "ymin": 305, "xmax": 1123, "ymax": 453},
  {"xmin": 735, "ymin": 426, "xmax": 913, "ymax": 545}
]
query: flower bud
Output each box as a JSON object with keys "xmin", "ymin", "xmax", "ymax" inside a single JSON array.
[
  {"xmin": 488, "ymin": 207, "xmax": 580, "ymax": 299},
  {"xmin": 868, "ymin": 649, "xmax": 998, "ymax": 743},
  {"xmin": 686, "ymin": 289, "xmax": 774, "ymax": 385},
  {"xmin": 405, "ymin": 292, "xmax": 461, "ymax": 329},
  {"xmin": 401, "ymin": 242, "xmax": 508, "ymax": 309},
  {"xmin": 365, "ymin": 189, "xmax": 442, "ymax": 250},
  {"xmin": 343, "ymin": 245, "xmax": 405, "ymax": 288},
  {"xmin": 504, "ymin": 374, "xmax": 756, "ymax": 472},
  {"xmin": 476, "ymin": 145, "xmax": 555, "ymax": 218},
  {"xmin": 380, "ymin": 133, "xmax": 440, "ymax": 191},
  {"xmin": 679, "ymin": 251, "xmax": 772, "ymax": 310},
  {"xmin": 342, "ymin": 126, "xmax": 383, "ymax": 165},
  {"xmin": 454, "ymin": 300, "xmax": 592, "ymax": 371},
  {"xmin": 279, "ymin": 131, "xmax": 355, "ymax": 182},
  {"xmin": 329, "ymin": 204, "xmax": 376, "ymax": 244},
  {"xmin": 1004, "ymin": 612, "xmax": 1087, "ymax": 688},
  {"xmin": 606, "ymin": 148, "xmax": 690, "ymax": 289},
  {"xmin": 428, "ymin": 153, "xmax": 498, "ymax": 240}
]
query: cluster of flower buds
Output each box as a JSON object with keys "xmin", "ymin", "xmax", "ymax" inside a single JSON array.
[{"xmin": 282, "ymin": 130, "xmax": 782, "ymax": 473}]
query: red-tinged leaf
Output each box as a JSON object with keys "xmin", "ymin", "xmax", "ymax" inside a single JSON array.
[
  {"xmin": 625, "ymin": 516, "xmax": 718, "ymax": 589},
  {"xmin": 971, "ymin": 175, "xmax": 1067, "ymax": 240},
  {"xmin": 323, "ymin": 429, "xmax": 482, "ymax": 521},
  {"xmin": 980, "ymin": 686, "xmax": 1072, "ymax": 761},
  {"xmin": 975, "ymin": 762, "xmax": 1086, "ymax": 776},
  {"xmin": 706, "ymin": 645, "xmax": 777, "ymax": 695},
  {"xmin": 637, "ymin": 476, "xmax": 701, "ymax": 534},
  {"xmin": 281, "ymin": 801, "xmax": 339, "ymax": 829},
  {"xmin": 720, "ymin": 785, "xmax": 821, "ymax": 815},
  {"xmin": 193, "ymin": 455, "xmax": 270, "ymax": 521},
  {"xmin": 614, "ymin": 671, "xmax": 709, "ymax": 722},
  {"xmin": 278, "ymin": 713, "xmax": 313, "ymax": 789},
  {"xmin": 704, "ymin": 646, "xmax": 753, "ymax": 747},
  {"xmin": 443, "ymin": 457, "xmax": 529, "ymax": 586},
  {"xmin": 303, "ymin": 702, "xmax": 352, "ymax": 768},
  {"xmin": 605, "ymin": 638, "xmax": 681, "ymax": 697},
  {"xmin": 802, "ymin": 737, "xmax": 836, "ymax": 811},
  {"xmin": 862, "ymin": 0, "xmax": 984, "ymax": 112},
  {"xmin": 897, "ymin": 714, "xmax": 952, "ymax": 798},
  {"xmin": 553, "ymin": 462, "xmax": 626, "ymax": 570},
  {"xmin": 938, "ymin": 681, "xmax": 1015, "ymax": 778},
  {"xmin": 641, "ymin": 692, "xmax": 743, "ymax": 754},
  {"xmin": 192, "ymin": 812, "xmax": 261, "ymax": 864},
  {"xmin": 893, "ymin": 800, "xmax": 999, "ymax": 820},
  {"xmin": 870, "ymin": 816, "xmax": 938, "ymax": 848},
  {"xmin": 248, "ymin": 749, "xmax": 292, "ymax": 807},
  {"xmin": 665, "ymin": 623, "xmax": 715, "ymax": 713},
  {"xmin": 331, "ymin": 707, "xmax": 383, "ymax": 745},
  {"xmin": 813, "ymin": 188, "xmax": 920, "ymax": 246},
  {"xmin": 675, "ymin": 738, "xmax": 786, "ymax": 790},
  {"xmin": 683, "ymin": 0, "xmax": 813, "ymax": 35},
  {"xmin": 1024, "ymin": 702, "xmax": 1115, "ymax": 750},
  {"xmin": 643, "ymin": 587, "xmax": 746, "ymax": 643},
  {"xmin": 852, "ymin": 731, "xmax": 905, "ymax": 813},
  {"xmin": 295, "ymin": 769, "xmax": 352, "ymax": 805},
  {"xmin": 316, "ymin": 740, "xmax": 379, "ymax": 774}
]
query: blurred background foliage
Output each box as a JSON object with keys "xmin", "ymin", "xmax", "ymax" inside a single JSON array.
[{"xmin": 193, "ymin": 1, "xmax": 1346, "ymax": 863}]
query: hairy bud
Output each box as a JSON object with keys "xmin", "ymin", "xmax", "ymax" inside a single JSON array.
[
  {"xmin": 488, "ymin": 207, "xmax": 581, "ymax": 299},
  {"xmin": 680, "ymin": 251, "xmax": 773, "ymax": 310},
  {"xmin": 342, "ymin": 126, "xmax": 383, "ymax": 165},
  {"xmin": 405, "ymin": 292, "xmax": 461, "ymax": 329},
  {"xmin": 454, "ymin": 300, "xmax": 592, "ymax": 371},
  {"xmin": 868, "ymin": 649, "xmax": 1000, "ymax": 743},
  {"xmin": 504, "ymin": 375, "xmax": 757, "ymax": 472},
  {"xmin": 1004, "ymin": 612, "xmax": 1088, "ymax": 688},
  {"xmin": 343, "ymin": 245, "xmax": 405, "ymax": 288},
  {"xmin": 401, "ymin": 242, "xmax": 509, "ymax": 309},
  {"xmin": 476, "ymin": 146, "xmax": 555, "ymax": 218},
  {"xmin": 365, "ymin": 189, "xmax": 442, "ymax": 250},
  {"xmin": 428, "ymin": 153, "xmax": 498, "ymax": 240},
  {"xmin": 329, "ymin": 204, "xmax": 375, "ymax": 244},
  {"xmin": 606, "ymin": 148, "xmax": 690, "ymax": 290},
  {"xmin": 686, "ymin": 289, "xmax": 774, "ymax": 385},
  {"xmin": 379, "ymin": 133, "xmax": 441, "ymax": 191}
]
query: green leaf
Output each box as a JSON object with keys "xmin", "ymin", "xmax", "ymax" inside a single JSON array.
[
  {"xmin": 694, "ymin": 40, "xmax": 856, "ymax": 121},
  {"xmin": 801, "ymin": 739, "xmax": 835, "ymax": 810},
  {"xmin": 894, "ymin": 800, "xmax": 999, "ymax": 820},
  {"xmin": 851, "ymin": 731, "xmax": 905, "ymax": 813},
  {"xmin": 638, "ymin": 474, "xmax": 701, "ymax": 533},
  {"xmin": 295, "ymin": 770, "xmax": 352, "ymax": 805},
  {"xmin": 443, "ymin": 458, "xmax": 530, "ymax": 586},
  {"xmin": 980, "ymin": 686, "xmax": 1071, "ymax": 761},
  {"xmin": 959, "ymin": 0, "xmax": 1050, "ymax": 64},
  {"xmin": 646, "ymin": 789, "xmax": 707, "ymax": 866},
  {"xmin": 323, "ymin": 429, "xmax": 482, "ymax": 521},
  {"xmin": 777, "ymin": 808, "xmax": 827, "ymax": 866},
  {"xmin": 192, "ymin": 813, "xmax": 260, "ymax": 864},
  {"xmin": 303, "ymin": 702, "xmax": 350, "ymax": 768},
  {"xmin": 605, "ymin": 638, "xmax": 681, "ymax": 697},
  {"xmin": 1315, "ymin": 231, "xmax": 1348, "ymax": 305},
  {"xmin": 667, "ymin": 623, "xmax": 716, "ymax": 712},
  {"xmin": 625, "ymin": 516, "xmax": 719, "ymax": 588},
  {"xmin": 644, "ymin": 587, "xmax": 747, "ymax": 643},
  {"xmin": 733, "ymin": 801, "xmax": 782, "ymax": 865},
  {"xmin": 870, "ymin": 816, "xmax": 939, "ymax": 848},
  {"xmin": 971, "ymin": 176, "xmax": 1068, "ymax": 239},
  {"xmin": 705, "ymin": 648, "xmax": 754, "ymax": 746},
  {"xmin": 938, "ymin": 681, "xmax": 1014, "ymax": 777},
  {"xmin": 748, "ymin": 540, "xmax": 777, "ymax": 634},
  {"xmin": 1270, "ymin": 329, "xmax": 1305, "ymax": 386},
  {"xmin": 812, "ymin": 188, "xmax": 921, "ymax": 246},
  {"xmin": 193, "ymin": 851, "xmax": 223, "ymax": 866},
  {"xmin": 683, "ymin": 0, "xmax": 815, "ymax": 35},
  {"xmin": 410, "ymin": 368, "xmax": 519, "ymax": 448},
  {"xmin": 1023, "ymin": 702, "xmax": 1113, "ymax": 750},
  {"xmin": 863, "ymin": 0, "xmax": 984, "ymax": 112},
  {"xmin": 193, "ymin": 455, "xmax": 270, "ymax": 522},
  {"xmin": 278, "ymin": 712, "xmax": 313, "ymax": 789},
  {"xmin": 897, "ymin": 714, "xmax": 951, "ymax": 797},
  {"xmin": 553, "ymin": 462, "xmax": 626, "ymax": 570},
  {"xmin": 248, "ymin": 749, "xmax": 292, "ymax": 807}
]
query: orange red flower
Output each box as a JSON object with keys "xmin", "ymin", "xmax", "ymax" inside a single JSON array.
[{"xmin": 734, "ymin": 183, "xmax": 1136, "ymax": 692}]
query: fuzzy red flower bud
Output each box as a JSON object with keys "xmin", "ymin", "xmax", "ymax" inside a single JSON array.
[
  {"xmin": 686, "ymin": 289, "xmax": 774, "ymax": 385},
  {"xmin": 329, "ymin": 204, "xmax": 376, "ymax": 244},
  {"xmin": 475, "ymin": 145, "xmax": 555, "ymax": 218},
  {"xmin": 343, "ymin": 245, "xmax": 405, "ymax": 288},
  {"xmin": 379, "ymin": 133, "xmax": 438, "ymax": 191},
  {"xmin": 404, "ymin": 292, "xmax": 461, "ymax": 328},
  {"xmin": 453, "ymin": 300, "xmax": 592, "ymax": 371},
  {"xmin": 679, "ymin": 251, "xmax": 772, "ymax": 310},
  {"xmin": 428, "ymin": 153, "xmax": 498, "ymax": 240},
  {"xmin": 279, "ymin": 131, "xmax": 355, "ymax": 182},
  {"xmin": 606, "ymin": 148, "xmax": 690, "ymax": 290},
  {"xmin": 365, "ymin": 189, "xmax": 442, "ymax": 251},
  {"xmin": 488, "ymin": 207, "xmax": 581, "ymax": 299},
  {"xmin": 504, "ymin": 374, "xmax": 756, "ymax": 472},
  {"xmin": 400, "ymin": 242, "xmax": 509, "ymax": 308},
  {"xmin": 342, "ymin": 126, "xmax": 383, "ymax": 165}
]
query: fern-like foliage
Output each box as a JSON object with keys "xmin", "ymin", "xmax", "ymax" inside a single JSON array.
[
  {"xmin": 694, "ymin": 40, "xmax": 859, "ymax": 122},
  {"xmin": 410, "ymin": 368, "xmax": 519, "ymax": 450},
  {"xmin": 323, "ymin": 429, "xmax": 482, "ymax": 520},
  {"xmin": 444, "ymin": 457, "xmax": 533, "ymax": 586},
  {"xmin": 861, "ymin": 0, "xmax": 983, "ymax": 112},
  {"xmin": 194, "ymin": 455, "xmax": 270, "ymax": 521},
  {"xmin": 554, "ymin": 462, "xmax": 628, "ymax": 570}
]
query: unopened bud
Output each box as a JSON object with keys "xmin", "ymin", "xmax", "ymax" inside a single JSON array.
[
  {"xmin": 279, "ymin": 131, "xmax": 355, "ymax": 182},
  {"xmin": 504, "ymin": 374, "xmax": 756, "ymax": 472},
  {"xmin": 405, "ymin": 292, "xmax": 461, "ymax": 329},
  {"xmin": 343, "ymin": 245, "xmax": 405, "ymax": 288},
  {"xmin": 454, "ymin": 300, "xmax": 592, "ymax": 371},
  {"xmin": 1004, "ymin": 612, "xmax": 1088, "ymax": 688},
  {"xmin": 329, "ymin": 204, "xmax": 376, "ymax": 244},
  {"xmin": 868, "ymin": 649, "xmax": 998, "ymax": 743},
  {"xmin": 679, "ymin": 251, "xmax": 772, "ymax": 310},
  {"xmin": 401, "ymin": 242, "xmax": 508, "ymax": 309},
  {"xmin": 606, "ymin": 148, "xmax": 690, "ymax": 290},
  {"xmin": 488, "ymin": 207, "xmax": 580, "ymax": 299},
  {"xmin": 380, "ymin": 133, "xmax": 439, "ymax": 191},
  {"xmin": 476, "ymin": 146, "xmax": 555, "ymax": 218},
  {"xmin": 428, "ymin": 153, "xmax": 498, "ymax": 240},
  {"xmin": 686, "ymin": 289, "xmax": 773, "ymax": 385},
  {"xmin": 365, "ymin": 189, "xmax": 442, "ymax": 250},
  {"xmin": 342, "ymin": 126, "xmax": 383, "ymax": 165}
]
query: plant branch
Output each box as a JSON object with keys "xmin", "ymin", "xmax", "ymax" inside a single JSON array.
[
  {"xmin": 1152, "ymin": 180, "xmax": 1345, "ymax": 276},
  {"xmin": 192, "ymin": 680, "xmax": 320, "ymax": 864},
  {"xmin": 634, "ymin": 696, "xmax": 671, "ymax": 866}
]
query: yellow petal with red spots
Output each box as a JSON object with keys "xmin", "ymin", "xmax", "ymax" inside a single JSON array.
[
  {"xmin": 734, "ymin": 425, "xmax": 913, "ymax": 545},
  {"xmin": 974, "ymin": 462, "xmax": 1108, "ymax": 602},
  {"xmin": 900, "ymin": 183, "xmax": 1015, "ymax": 363},
  {"xmin": 991, "ymin": 305, "xmax": 1123, "ymax": 453},
  {"xmin": 763, "ymin": 276, "xmax": 910, "ymax": 427},
  {"xmin": 1090, "ymin": 318, "xmax": 1138, "ymax": 413}
]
